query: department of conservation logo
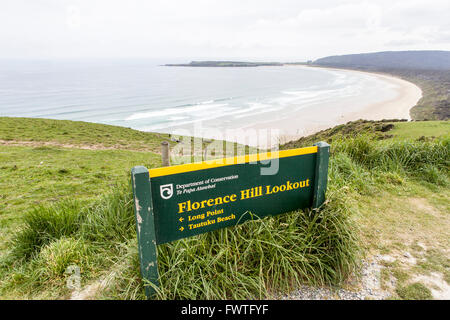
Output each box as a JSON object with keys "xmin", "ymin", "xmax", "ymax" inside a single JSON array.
[{"xmin": 160, "ymin": 184, "xmax": 174, "ymax": 200}]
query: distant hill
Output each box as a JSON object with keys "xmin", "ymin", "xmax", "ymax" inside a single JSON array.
[
  {"xmin": 165, "ymin": 61, "xmax": 283, "ymax": 67},
  {"xmin": 314, "ymin": 51, "xmax": 450, "ymax": 70},
  {"xmin": 313, "ymin": 51, "xmax": 450, "ymax": 120}
]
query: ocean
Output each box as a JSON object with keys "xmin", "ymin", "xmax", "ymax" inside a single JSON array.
[{"xmin": 0, "ymin": 59, "xmax": 399, "ymax": 138}]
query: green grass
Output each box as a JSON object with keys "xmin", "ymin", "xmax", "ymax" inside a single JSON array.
[
  {"xmin": 0, "ymin": 145, "xmax": 161, "ymax": 211},
  {"xmin": 281, "ymin": 119, "xmax": 449, "ymax": 150},
  {"xmin": 414, "ymin": 249, "xmax": 450, "ymax": 281},
  {"xmin": 0, "ymin": 122, "xmax": 250, "ymax": 252},
  {"xmin": 152, "ymin": 193, "xmax": 359, "ymax": 299},
  {"xmin": 389, "ymin": 121, "xmax": 450, "ymax": 140},
  {"xmin": 396, "ymin": 283, "xmax": 433, "ymax": 300},
  {"xmin": 0, "ymin": 117, "xmax": 253, "ymax": 156},
  {"xmin": 0, "ymin": 117, "xmax": 170, "ymax": 251},
  {"xmin": 0, "ymin": 117, "xmax": 172, "ymax": 152},
  {"xmin": 1, "ymin": 181, "xmax": 360, "ymax": 299},
  {"xmin": 0, "ymin": 118, "xmax": 449, "ymax": 299},
  {"xmin": 0, "ymin": 145, "xmax": 162, "ymax": 253}
]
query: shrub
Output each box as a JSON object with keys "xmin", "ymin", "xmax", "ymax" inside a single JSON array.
[
  {"xmin": 35, "ymin": 237, "xmax": 91, "ymax": 281},
  {"xmin": 11, "ymin": 201, "xmax": 83, "ymax": 260}
]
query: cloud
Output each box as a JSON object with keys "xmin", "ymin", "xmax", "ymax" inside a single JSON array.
[{"xmin": 0, "ymin": 0, "xmax": 449, "ymax": 60}]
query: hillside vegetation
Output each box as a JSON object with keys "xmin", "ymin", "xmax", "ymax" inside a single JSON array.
[
  {"xmin": 0, "ymin": 117, "xmax": 173, "ymax": 152},
  {"xmin": 314, "ymin": 51, "xmax": 450, "ymax": 70},
  {"xmin": 314, "ymin": 51, "xmax": 450, "ymax": 121},
  {"xmin": 0, "ymin": 118, "xmax": 449, "ymax": 300}
]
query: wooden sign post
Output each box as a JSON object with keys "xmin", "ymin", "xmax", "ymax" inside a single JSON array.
[{"xmin": 131, "ymin": 141, "xmax": 330, "ymax": 298}]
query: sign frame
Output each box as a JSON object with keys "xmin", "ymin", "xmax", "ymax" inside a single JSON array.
[{"xmin": 131, "ymin": 141, "xmax": 330, "ymax": 298}]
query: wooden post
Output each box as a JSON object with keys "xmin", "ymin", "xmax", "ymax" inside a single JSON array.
[
  {"xmin": 312, "ymin": 141, "xmax": 330, "ymax": 209},
  {"xmin": 203, "ymin": 139, "xmax": 212, "ymax": 162},
  {"xmin": 203, "ymin": 145, "xmax": 208, "ymax": 162},
  {"xmin": 161, "ymin": 141, "xmax": 170, "ymax": 167},
  {"xmin": 131, "ymin": 166, "xmax": 159, "ymax": 298}
]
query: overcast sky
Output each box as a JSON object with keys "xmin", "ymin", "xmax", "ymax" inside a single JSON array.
[{"xmin": 1, "ymin": 0, "xmax": 449, "ymax": 61}]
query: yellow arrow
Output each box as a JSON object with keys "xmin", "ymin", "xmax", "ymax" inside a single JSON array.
[
  {"xmin": 179, "ymin": 217, "xmax": 184, "ymax": 222},
  {"xmin": 179, "ymin": 226, "xmax": 184, "ymax": 232}
]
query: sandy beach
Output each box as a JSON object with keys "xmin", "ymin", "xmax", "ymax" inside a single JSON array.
[
  {"xmin": 244, "ymin": 66, "xmax": 423, "ymax": 147},
  {"xmin": 161, "ymin": 66, "xmax": 423, "ymax": 149}
]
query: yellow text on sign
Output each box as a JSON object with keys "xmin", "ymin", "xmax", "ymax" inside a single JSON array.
[{"xmin": 177, "ymin": 178, "xmax": 310, "ymax": 214}]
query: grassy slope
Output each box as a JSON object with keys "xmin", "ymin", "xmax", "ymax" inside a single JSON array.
[
  {"xmin": 0, "ymin": 117, "xmax": 249, "ymax": 251},
  {"xmin": 0, "ymin": 118, "xmax": 258, "ymax": 299},
  {"xmin": 0, "ymin": 119, "xmax": 359, "ymax": 299},
  {"xmin": 282, "ymin": 119, "xmax": 450, "ymax": 299},
  {"xmin": 0, "ymin": 117, "xmax": 172, "ymax": 152},
  {"xmin": 282, "ymin": 119, "xmax": 450, "ymax": 149},
  {"xmin": 389, "ymin": 121, "xmax": 450, "ymax": 140},
  {"xmin": 0, "ymin": 117, "xmax": 449, "ymax": 299},
  {"xmin": 0, "ymin": 146, "xmax": 161, "ymax": 249},
  {"xmin": 0, "ymin": 118, "xmax": 172, "ymax": 253},
  {"xmin": 312, "ymin": 51, "xmax": 450, "ymax": 121}
]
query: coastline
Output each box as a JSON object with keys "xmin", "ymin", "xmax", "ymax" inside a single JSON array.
[
  {"xmin": 243, "ymin": 65, "xmax": 423, "ymax": 146},
  {"xmin": 1, "ymin": 63, "xmax": 423, "ymax": 150}
]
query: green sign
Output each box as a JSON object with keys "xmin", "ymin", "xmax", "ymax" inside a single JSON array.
[{"xmin": 131, "ymin": 141, "xmax": 330, "ymax": 297}]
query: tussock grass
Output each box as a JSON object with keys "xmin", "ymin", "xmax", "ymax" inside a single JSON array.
[
  {"xmin": 2, "ymin": 133, "xmax": 448, "ymax": 299},
  {"xmin": 79, "ymin": 187, "xmax": 135, "ymax": 243},
  {"xmin": 35, "ymin": 237, "xmax": 92, "ymax": 281},
  {"xmin": 2, "ymin": 182, "xmax": 360, "ymax": 299},
  {"xmin": 333, "ymin": 135, "xmax": 449, "ymax": 184},
  {"xmin": 11, "ymin": 201, "xmax": 83, "ymax": 261},
  {"xmin": 152, "ymin": 192, "xmax": 359, "ymax": 299},
  {"xmin": 10, "ymin": 185, "xmax": 136, "ymax": 262}
]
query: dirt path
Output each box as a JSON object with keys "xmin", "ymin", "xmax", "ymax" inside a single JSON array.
[{"xmin": 282, "ymin": 258, "xmax": 391, "ymax": 300}]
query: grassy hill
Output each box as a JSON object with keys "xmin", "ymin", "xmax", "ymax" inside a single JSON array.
[
  {"xmin": 313, "ymin": 51, "xmax": 450, "ymax": 121},
  {"xmin": 281, "ymin": 119, "xmax": 450, "ymax": 149},
  {"xmin": 0, "ymin": 117, "xmax": 173, "ymax": 152},
  {"xmin": 314, "ymin": 51, "xmax": 450, "ymax": 70},
  {"xmin": 0, "ymin": 117, "xmax": 448, "ymax": 300},
  {"xmin": 0, "ymin": 117, "xmax": 248, "ymax": 250}
]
